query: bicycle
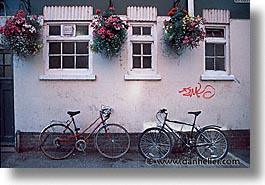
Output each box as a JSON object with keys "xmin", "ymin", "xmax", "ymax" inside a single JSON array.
[
  {"xmin": 139, "ymin": 108, "xmax": 228, "ymax": 160},
  {"xmin": 39, "ymin": 105, "xmax": 130, "ymax": 160}
]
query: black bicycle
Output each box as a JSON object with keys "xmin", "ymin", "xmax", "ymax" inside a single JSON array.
[{"xmin": 139, "ymin": 108, "xmax": 228, "ymax": 160}]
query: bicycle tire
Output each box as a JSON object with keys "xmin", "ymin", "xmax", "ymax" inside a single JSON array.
[
  {"xmin": 39, "ymin": 123, "xmax": 77, "ymax": 160},
  {"xmin": 195, "ymin": 127, "xmax": 228, "ymax": 160},
  {"xmin": 139, "ymin": 127, "xmax": 172, "ymax": 160},
  {"xmin": 95, "ymin": 123, "xmax": 130, "ymax": 159}
]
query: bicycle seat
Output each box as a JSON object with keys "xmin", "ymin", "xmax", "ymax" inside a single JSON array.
[
  {"xmin": 67, "ymin": 111, "xmax": 80, "ymax": 117},
  {"xmin": 188, "ymin": 111, "xmax": 202, "ymax": 116}
]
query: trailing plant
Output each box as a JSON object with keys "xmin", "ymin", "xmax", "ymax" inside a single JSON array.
[
  {"xmin": 90, "ymin": 6, "xmax": 128, "ymax": 58},
  {"xmin": 0, "ymin": 10, "xmax": 42, "ymax": 57}
]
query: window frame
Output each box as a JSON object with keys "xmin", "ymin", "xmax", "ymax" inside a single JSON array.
[
  {"xmin": 125, "ymin": 22, "xmax": 161, "ymax": 81},
  {"xmin": 40, "ymin": 21, "xmax": 95, "ymax": 81},
  {"xmin": 201, "ymin": 24, "xmax": 235, "ymax": 81}
]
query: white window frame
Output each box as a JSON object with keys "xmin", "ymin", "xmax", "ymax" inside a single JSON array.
[
  {"xmin": 201, "ymin": 24, "xmax": 235, "ymax": 81},
  {"xmin": 125, "ymin": 22, "xmax": 161, "ymax": 81},
  {"xmin": 40, "ymin": 21, "xmax": 95, "ymax": 81}
]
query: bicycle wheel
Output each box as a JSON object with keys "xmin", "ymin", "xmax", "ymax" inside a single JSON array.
[
  {"xmin": 95, "ymin": 123, "xmax": 130, "ymax": 159},
  {"xmin": 39, "ymin": 123, "xmax": 77, "ymax": 160},
  {"xmin": 195, "ymin": 127, "xmax": 228, "ymax": 160},
  {"xmin": 139, "ymin": 127, "xmax": 172, "ymax": 160}
]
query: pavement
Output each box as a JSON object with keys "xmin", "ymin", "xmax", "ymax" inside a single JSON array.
[{"xmin": 0, "ymin": 147, "xmax": 250, "ymax": 168}]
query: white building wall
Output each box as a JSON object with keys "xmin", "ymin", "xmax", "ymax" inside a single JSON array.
[{"xmin": 11, "ymin": 17, "xmax": 249, "ymax": 133}]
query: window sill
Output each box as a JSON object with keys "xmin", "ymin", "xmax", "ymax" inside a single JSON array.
[
  {"xmin": 39, "ymin": 74, "xmax": 96, "ymax": 81},
  {"xmin": 124, "ymin": 73, "xmax": 161, "ymax": 81},
  {"xmin": 200, "ymin": 74, "xmax": 235, "ymax": 81}
]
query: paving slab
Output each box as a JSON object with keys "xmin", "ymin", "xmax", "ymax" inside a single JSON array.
[{"xmin": 1, "ymin": 149, "xmax": 249, "ymax": 168}]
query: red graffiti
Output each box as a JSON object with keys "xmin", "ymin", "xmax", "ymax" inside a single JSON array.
[{"xmin": 178, "ymin": 82, "xmax": 215, "ymax": 99}]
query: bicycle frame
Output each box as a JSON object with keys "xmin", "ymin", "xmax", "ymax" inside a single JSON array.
[
  {"xmin": 158, "ymin": 112, "xmax": 213, "ymax": 148},
  {"xmin": 63, "ymin": 111, "xmax": 110, "ymax": 142}
]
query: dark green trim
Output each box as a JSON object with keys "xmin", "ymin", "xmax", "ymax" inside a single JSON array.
[
  {"xmin": 2, "ymin": 0, "xmax": 249, "ymax": 18},
  {"xmin": 194, "ymin": 0, "xmax": 250, "ymax": 19}
]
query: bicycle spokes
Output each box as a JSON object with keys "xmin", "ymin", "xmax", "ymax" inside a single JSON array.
[{"xmin": 195, "ymin": 128, "xmax": 228, "ymax": 160}]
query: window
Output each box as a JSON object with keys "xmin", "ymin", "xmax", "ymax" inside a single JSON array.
[
  {"xmin": 40, "ymin": 23, "xmax": 95, "ymax": 80},
  {"xmin": 125, "ymin": 24, "xmax": 161, "ymax": 80},
  {"xmin": 201, "ymin": 26, "xmax": 234, "ymax": 81},
  {"xmin": 0, "ymin": 51, "xmax": 12, "ymax": 78},
  {"xmin": 0, "ymin": 2, "xmax": 6, "ymax": 16}
]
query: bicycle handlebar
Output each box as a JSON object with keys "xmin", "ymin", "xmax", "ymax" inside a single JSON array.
[
  {"xmin": 100, "ymin": 105, "xmax": 112, "ymax": 119},
  {"xmin": 159, "ymin": 108, "xmax": 168, "ymax": 114}
]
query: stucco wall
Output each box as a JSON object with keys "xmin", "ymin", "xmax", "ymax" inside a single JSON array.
[{"xmin": 10, "ymin": 17, "xmax": 249, "ymax": 133}]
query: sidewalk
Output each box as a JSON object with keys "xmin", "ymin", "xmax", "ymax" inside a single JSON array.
[{"xmin": 1, "ymin": 148, "xmax": 250, "ymax": 168}]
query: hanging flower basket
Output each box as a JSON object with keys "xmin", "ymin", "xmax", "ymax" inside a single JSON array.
[
  {"xmin": 0, "ymin": 10, "xmax": 42, "ymax": 57},
  {"xmin": 163, "ymin": 6, "xmax": 206, "ymax": 56},
  {"xmin": 90, "ymin": 6, "xmax": 129, "ymax": 58}
]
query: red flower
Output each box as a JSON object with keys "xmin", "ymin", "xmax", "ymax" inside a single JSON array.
[
  {"xmin": 183, "ymin": 10, "xmax": 188, "ymax": 14},
  {"xmin": 96, "ymin": 9, "xmax": 101, "ymax": 15},
  {"xmin": 18, "ymin": 9, "xmax": 25, "ymax": 15},
  {"xmin": 167, "ymin": 11, "xmax": 174, "ymax": 16},
  {"xmin": 171, "ymin": 6, "xmax": 178, "ymax": 12}
]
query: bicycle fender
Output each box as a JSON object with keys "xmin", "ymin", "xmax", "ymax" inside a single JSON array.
[{"xmin": 200, "ymin": 125, "xmax": 222, "ymax": 131}]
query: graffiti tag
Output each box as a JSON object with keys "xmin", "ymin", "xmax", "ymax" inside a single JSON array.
[{"xmin": 178, "ymin": 82, "xmax": 215, "ymax": 99}]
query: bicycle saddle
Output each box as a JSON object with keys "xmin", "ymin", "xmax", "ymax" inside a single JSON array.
[
  {"xmin": 67, "ymin": 111, "xmax": 80, "ymax": 117},
  {"xmin": 188, "ymin": 111, "xmax": 202, "ymax": 116}
]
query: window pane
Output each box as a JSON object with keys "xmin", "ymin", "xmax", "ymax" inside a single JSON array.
[
  {"xmin": 63, "ymin": 56, "xmax": 74, "ymax": 68},
  {"xmin": 0, "ymin": 54, "xmax": 3, "ymax": 65},
  {"xmin": 206, "ymin": 28, "xmax": 224, "ymax": 38},
  {"xmin": 0, "ymin": 66, "xmax": 3, "ymax": 77},
  {"xmin": 216, "ymin": 44, "xmax": 225, "ymax": 56},
  {"xmin": 205, "ymin": 43, "xmax": 214, "ymax": 56},
  {"xmin": 77, "ymin": 42, "xmax": 89, "ymax": 54},
  {"xmin": 76, "ymin": 56, "xmax": 89, "ymax": 69},
  {"xmin": 143, "ymin": 27, "xmax": 151, "ymax": 35},
  {"xmin": 49, "ymin": 56, "xmax": 61, "ymax": 69},
  {"xmin": 132, "ymin": 27, "xmax": 141, "ymax": 35},
  {"xmin": 205, "ymin": 58, "xmax": 214, "ymax": 70},
  {"xmin": 133, "ymin": 56, "xmax": 141, "ymax": 68},
  {"xmin": 133, "ymin": 43, "xmax": 141, "ymax": 55},
  {"xmin": 216, "ymin": 58, "xmax": 225, "ymax": 71},
  {"xmin": 76, "ymin": 25, "xmax": 88, "ymax": 35},
  {"xmin": 49, "ymin": 26, "xmax": 61, "ymax": 36},
  {"xmin": 143, "ymin": 44, "xmax": 151, "ymax": 55},
  {"xmin": 143, "ymin": 57, "xmax": 152, "ymax": 68},
  {"xmin": 5, "ymin": 54, "xmax": 12, "ymax": 65},
  {"xmin": 63, "ymin": 42, "xmax": 74, "ymax": 54},
  {"xmin": 5, "ymin": 65, "xmax": 12, "ymax": 77},
  {"xmin": 49, "ymin": 42, "xmax": 61, "ymax": 54}
]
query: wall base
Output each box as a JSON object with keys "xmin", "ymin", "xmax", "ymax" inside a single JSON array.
[{"xmin": 15, "ymin": 129, "xmax": 250, "ymax": 153}]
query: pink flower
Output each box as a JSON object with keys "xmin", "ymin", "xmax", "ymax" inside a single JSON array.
[
  {"xmin": 99, "ymin": 27, "xmax": 105, "ymax": 33},
  {"xmin": 192, "ymin": 41, "xmax": 196, "ymax": 45},
  {"xmin": 109, "ymin": 33, "xmax": 114, "ymax": 38},
  {"xmin": 109, "ymin": 6, "xmax": 115, "ymax": 12},
  {"xmin": 101, "ymin": 35, "xmax": 105, "ymax": 39},
  {"xmin": 96, "ymin": 9, "xmax": 101, "ymax": 15},
  {"xmin": 5, "ymin": 30, "xmax": 10, "ymax": 35}
]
